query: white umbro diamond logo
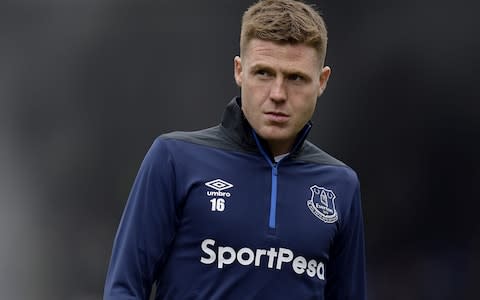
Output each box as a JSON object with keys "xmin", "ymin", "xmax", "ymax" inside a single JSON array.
[{"xmin": 205, "ymin": 179, "xmax": 234, "ymax": 191}]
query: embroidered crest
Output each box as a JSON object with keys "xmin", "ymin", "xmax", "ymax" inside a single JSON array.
[{"xmin": 307, "ymin": 185, "xmax": 338, "ymax": 223}]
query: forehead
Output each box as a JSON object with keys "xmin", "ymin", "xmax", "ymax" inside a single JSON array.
[{"xmin": 243, "ymin": 39, "xmax": 320, "ymax": 70}]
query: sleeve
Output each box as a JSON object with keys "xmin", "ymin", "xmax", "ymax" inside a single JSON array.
[
  {"xmin": 325, "ymin": 179, "xmax": 367, "ymax": 300},
  {"xmin": 103, "ymin": 138, "xmax": 179, "ymax": 300}
]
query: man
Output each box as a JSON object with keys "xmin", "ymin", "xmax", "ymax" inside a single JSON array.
[{"xmin": 104, "ymin": 0, "xmax": 366, "ymax": 299}]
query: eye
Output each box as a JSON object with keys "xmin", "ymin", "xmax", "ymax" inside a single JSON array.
[
  {"xmin": 288, "ymin": 74, "xmax": 304, "ymax": 82},
  {"xmin": 255, "ymin": 69, "xmax": 272, "ymax": 78}
]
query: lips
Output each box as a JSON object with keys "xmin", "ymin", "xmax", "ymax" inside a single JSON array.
[{"xmin": 264, "ymin": 111, "xmax": 290, "ymax": 123}]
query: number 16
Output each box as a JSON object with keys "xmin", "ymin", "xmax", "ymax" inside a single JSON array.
[{"xmin": 210, "ymin": 198, "xmax": 225, "ymax": 211}]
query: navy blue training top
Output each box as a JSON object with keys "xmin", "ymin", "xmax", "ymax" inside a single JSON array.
[{"xmin": 104, "ymin": 97, "xmax": 367, "ymax": 299}]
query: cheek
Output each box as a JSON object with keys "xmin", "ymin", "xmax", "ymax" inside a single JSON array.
[
  {"xmin": 291, "ymin": 87, "xmax": 316, "ymax": 105},
  {"xmin": 242, "ymin": 82, "xmax": 268, "ymax": 106},
  {"xmin": 295, "ymin": 97, "xmax": 317, "ymax": 122}
]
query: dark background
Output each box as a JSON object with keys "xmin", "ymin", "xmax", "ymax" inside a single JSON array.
[{"xmin": 1, "ymin": 0, "xmax": 479, "ymax": 299}]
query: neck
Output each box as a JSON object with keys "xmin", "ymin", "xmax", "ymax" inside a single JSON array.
[{"xmin": 267, "ymin": 139, "xmax": 295, "ymax": 157}]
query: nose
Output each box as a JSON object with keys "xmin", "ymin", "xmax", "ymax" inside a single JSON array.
[{"xmin": 269, "ymin": 77, "xmax": 287, "ymax": 102}]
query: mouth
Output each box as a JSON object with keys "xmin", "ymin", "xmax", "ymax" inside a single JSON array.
[{"xmin": 264, "ymin": 111, "xmax": 290, "ymax": 123}]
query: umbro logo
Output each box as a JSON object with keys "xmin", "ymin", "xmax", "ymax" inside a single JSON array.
[
  {"xmin": 205, "ymin": 179, "xmax": 234, "ymax": 192},
  {"xmin": 205, "ymin": 179, "xmax": 234, "ymax": 212}
]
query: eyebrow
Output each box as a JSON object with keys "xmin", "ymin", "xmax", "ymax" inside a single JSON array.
[{"xmin": 250, "ymin": 63, "xmax": 312, "ymax": 80}]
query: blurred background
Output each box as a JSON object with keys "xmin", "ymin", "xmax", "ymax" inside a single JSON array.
[{"xmin": 0, "ymin": 0, "xmax": 478, "ymax": 299}]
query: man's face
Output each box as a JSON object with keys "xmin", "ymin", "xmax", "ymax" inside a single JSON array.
[{"xmin": 234, "ymin": 39, "xmax": 331, "ymax": 155}]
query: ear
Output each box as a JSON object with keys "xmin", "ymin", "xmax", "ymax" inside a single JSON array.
[
  {"xmin": 318, "ymin": 66, "xmax": 331, "ymax": 96},
  {"xmin": 234, "ymin": 56, "xmax": 243, "ymax": 87}
]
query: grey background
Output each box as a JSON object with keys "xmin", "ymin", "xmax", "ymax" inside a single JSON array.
[{"xmin": 1, "ymin": 0, "xmax": 479, "ymax": 299}]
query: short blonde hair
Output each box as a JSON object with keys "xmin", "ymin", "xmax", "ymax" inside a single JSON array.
[{"xmin": 240, "ymin": 0, "xmax": 328, "ymax": 66}]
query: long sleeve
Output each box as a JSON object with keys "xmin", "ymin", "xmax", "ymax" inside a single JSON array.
[
  {"xmin": 325, "ymin": 180, "xmax": 367, "ymax": 300},
  {"xmin": 103, "ymin": 138, "xmax": 179, "ymax": 300}
]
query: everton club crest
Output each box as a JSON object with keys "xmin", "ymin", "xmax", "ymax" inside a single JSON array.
[{"xmin": 307, "ymin": 185, "xmax": 338, "ymax": 223}]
